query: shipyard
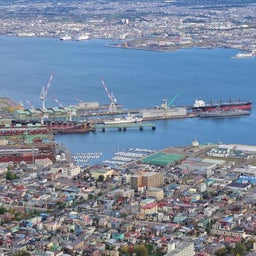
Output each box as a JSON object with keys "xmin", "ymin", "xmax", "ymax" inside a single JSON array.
[
  {"xmin": 0, "ymin": 73, "xmax": 253, "ymax": 166},
  {"xmin": 0, "ymin": 95, "xmax": 252, "ymax": 131},
  {"xmin": 0, "ymin": 0, "xmax": 256, "ymax": 254},
  {"xmin": 0, "ymin": 86, "xmax": 252, "ymax": 166}
]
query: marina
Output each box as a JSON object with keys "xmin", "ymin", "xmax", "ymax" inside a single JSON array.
[
  {"xmin": 72, "ymin": 152, "xmax": 102, "ymax": 165},
  {"xmin": 102, "ymin": 148, "xmax": 157, "ymax": 167},
  {"xmin": 71, "ymin": 148, "xmax": 156, "ymax": 167}
]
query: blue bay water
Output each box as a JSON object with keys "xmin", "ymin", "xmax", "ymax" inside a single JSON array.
[{"xmin": 0, "ymin": 36, "xmax": 256, "ymax": 162}]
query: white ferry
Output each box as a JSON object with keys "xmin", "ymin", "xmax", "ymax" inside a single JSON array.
[
  {"xmin": 232, "ymin": 52, "xmax": 254, "ymax": 58},
  {"xmin": 59, "ymin": 35, "xmax": 72, "ymax": 41},
  {"xmin": 74, "ymin": 34, "xmax": 90, "ymax": 41},
  {"xmin": 104, "ymin": 113, "xmax": 143, "ymax": 125}
]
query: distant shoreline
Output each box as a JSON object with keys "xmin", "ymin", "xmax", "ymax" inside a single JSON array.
[{"xmin": 0, "ymin": 34, "xmax": 249, "ymax": 54}]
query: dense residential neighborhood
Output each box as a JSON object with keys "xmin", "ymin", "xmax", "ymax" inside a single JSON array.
[
  {"xmin": 0, "ymin": 142, "xmax": 256, "ymax": 255},
  {"xmin": 0, "ymin": 0, "xmax": 256, "ymax": 255}
]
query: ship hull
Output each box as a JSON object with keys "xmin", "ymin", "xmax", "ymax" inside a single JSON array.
[
  {"xmin": 192, "ymin": 101, "xmax": 252, "ymax": 112},
  {"xmin": 48, "ymin": 122, "xmax": 93, "ymax": 134},
  {"xmin": 199, "ymin": 109, "xmax": 250, "ymax": 118},
  {"xmin": 104, "ymin": 118, "xmax": 143, "ymax": 125}
]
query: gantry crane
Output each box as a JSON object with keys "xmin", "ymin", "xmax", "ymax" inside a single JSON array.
[
  {"xmin": 101, "ymin": 79, "xmax": 118, "ymax": 112},
  {"xmin": 40, "ymin": 72, "xmax": 54, "ymax": 110}
]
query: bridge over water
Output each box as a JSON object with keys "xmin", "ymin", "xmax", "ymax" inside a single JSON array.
[{"xmin": 96, "ymin": 122, "xmax": 156, "ymax": 132}]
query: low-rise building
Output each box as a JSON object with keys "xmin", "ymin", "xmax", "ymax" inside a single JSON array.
[{"xmin": 146, "ymin": 187, "xmax": 164, "ymax": 201}]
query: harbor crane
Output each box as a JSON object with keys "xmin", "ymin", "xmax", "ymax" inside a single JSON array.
[
  {"xmin": 161, "ymin": 92, "xmax": 181, "ymax": 109},
  {"xmin": 40, "ymin": 72, "xmax": 54, "ymax": 110},
  {"xmin": 75, "ymin": 97, "xmax": 84, "ymax": 103},
  {"xmin": 52, "ymin": 96, "xmax": 77, "ymax": 122},
  {"xmin": 24, "ymin": 98, "xmax": 35, "ymax": 110},
  {"xmin": 52, "ymin": 96, "xmax": 65, "ymax": 109},
  {"xmin": 101, "ymin": 79, "xmax": 118, "ymax": 112},
  {"xmin": 162, "ymin": 92, "xmax": 181, "ymax": 118}
]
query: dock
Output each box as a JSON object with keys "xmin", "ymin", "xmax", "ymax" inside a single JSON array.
[{"xmin": 96, "ymin": 122, "xmax": 156, "ymax": 132}]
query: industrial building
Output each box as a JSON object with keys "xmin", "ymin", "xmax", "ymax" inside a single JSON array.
[
  {"xmin": 12, "ymin": 107, "xmax": 75, "ymax": 122},
  {"xmin": 140, "ymin": 106, "xmax": 187, "ymax": 119}
]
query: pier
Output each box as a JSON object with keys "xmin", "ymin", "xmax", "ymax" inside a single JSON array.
[{"xmin": 96, "ymin": 122, "xmax": 156, "ymax": 132}]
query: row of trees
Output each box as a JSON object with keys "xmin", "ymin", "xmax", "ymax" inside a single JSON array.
[
  {"xmin": 215, "ymin": 239, "xmax": 256, "ymax": 256},
  {"xmin": 119, "ymin": 243, "xmax": 164, "ymax": 256}
]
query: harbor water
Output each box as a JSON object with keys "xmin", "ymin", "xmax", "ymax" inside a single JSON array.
[{"xmin": 0, "ymin": 36, "xmax": 256, "ymax": 164}]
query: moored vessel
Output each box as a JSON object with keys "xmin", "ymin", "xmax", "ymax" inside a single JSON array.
[
  {"xmin": 103, "ymin": 113, "xmax": 143, "ymax": 125},
  {"xmin": 59, "ymin": 35, "xmax": 72, "ymax": 41},
  {"xmin": 192, "ymin": 99, "xmax": 252, "ymax": 112},
  {"xmin": 45, "ymin": 121, "xmax": 93, "ymax": 134},
  {"xmin": 232, "ymin": 52, "xmax": 254, "ymax": 58},
  {"xmin": 199, "ymin": 109, "xmax": 250, "ymax": 118},
  {"xmin": 74, "ymin": 34, "xmax": 90, "ymax": 41}
]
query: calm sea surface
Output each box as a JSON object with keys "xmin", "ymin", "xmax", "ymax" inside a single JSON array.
[{"xmin": 0, "ymin": 36, "xmax": 256, "ymax": 162}]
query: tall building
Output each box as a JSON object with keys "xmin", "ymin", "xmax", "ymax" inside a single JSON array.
[
  {"xmin": 131, "ymin": 174, "xmax": 143, "ymax": 190},
  {"xmin": 165, "ymin": 241, "xmax": 195, "ymax": 256},
  {"xmin": 142, "ymin": 172, "xmax": 164, "ymax": 188},
  {"xmin": 131, "ymin": 171, "xmax": 164, "ymax": 190}
]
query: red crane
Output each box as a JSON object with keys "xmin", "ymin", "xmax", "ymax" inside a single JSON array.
[
  {"xmin": 24, "ymin": 98, "xmax": 35, "ymax": 110},
  {"xmin": 101, "ymin": 79, "xmax": 118, "ymax": 111},
  {"xmin": 52, "ymin": 96, "xmax": 65, "ymax": 109},
  {"xmin": 40, "ymin": 72, "xmax": 54, "ymax": 110},
  {"xmin": 52, "ymin": 96, "xmax": 76, "ymax": 121}
]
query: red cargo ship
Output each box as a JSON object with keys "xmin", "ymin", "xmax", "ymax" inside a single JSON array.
[
  {"xmin": 46, "ymin": 121, "xmax": 93, "ymax": 134},
  {"xmin": 192, "ymin": 99, "xmax": 252, "ymax": 112}
]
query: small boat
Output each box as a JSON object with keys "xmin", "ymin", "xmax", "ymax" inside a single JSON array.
[
  {"xmin": 59, "ymin": 35, "xmax": 72, "ymax": 41},
  {"xmin": 74, "ymin": 34, "xmax": 90, "ymax": 41},
  {"xmin": 232, "ymin": 52, "xmax": 254, "ymax": 58}
]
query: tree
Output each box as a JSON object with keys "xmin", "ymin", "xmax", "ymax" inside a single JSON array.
[
  {"xmin": 10, "ymin": 250, "xmax": 31, "ymax": 256},
  {"xmin": 134, "ymin": 244, "xmax": 148, "ymax": 256},
  {"xmin": 98, "ymin": 175, "xmax": 104, "ymax": 182},
  {"xmin": 205, "ymin": 221, "xmax": 212, "ymax": 234},
  {"xmin": 235, "ymin": 242, "xmax": 245, "ymax": 256},
  {"xmin": 93, "ymin": 216, "xmax": 99, "ymax": 226},
  {"xmin": 0, "ymin": 207, "xmax": 7, "ymax": 215},
  {"xmin": 120, "ymin": 245, "xmax": 129, "ymax": 255},
  {"xmin": 88, "ymin": 193, "xmax": 94, "ymax": 200},
  {"xmin": 245, "ymin": 239, "xmax": 256, "ymax": 251},
  {"xmin": 6, "ymin": 170, "xmax": 19, "ymax": 180},
  {"xmin": 56, "ymin": 201, "xmax": 66, "ymax": 209},
  {"xmin": 215, "ymin": 247, "xmax": 227, "ymax": 256},
  {"xmin": 144, "ymin": 243, "xmax": 154, "ymax": 255}
]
